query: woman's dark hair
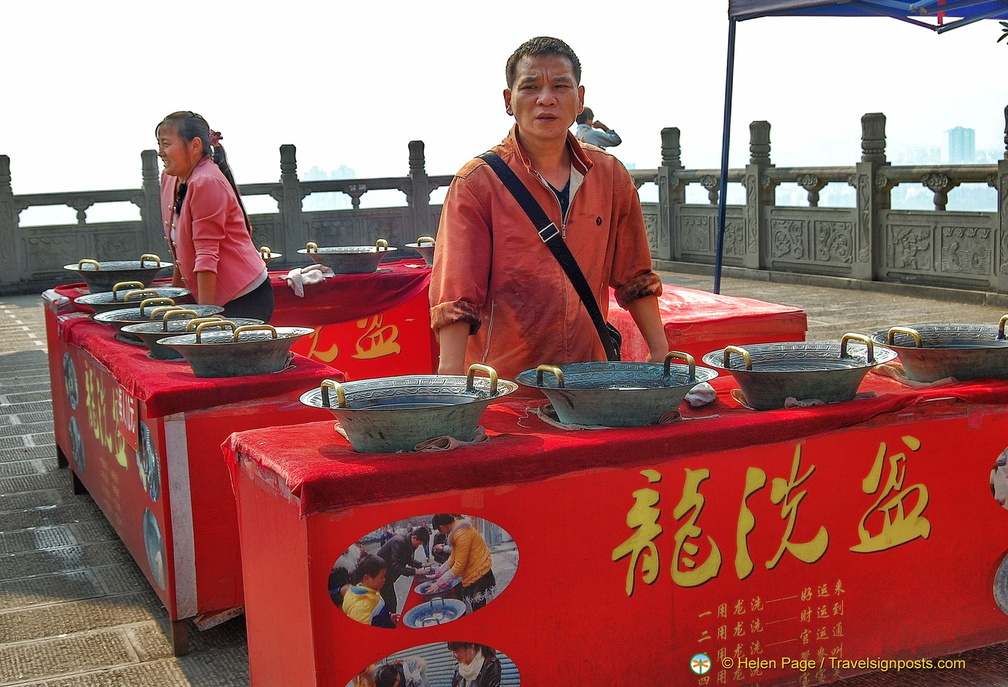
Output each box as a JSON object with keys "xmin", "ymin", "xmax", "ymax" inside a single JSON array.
[
  {"xmin": 447, "ymin": 642, "xmax": 496, "ymax": 658},
  {"xmin": 373, "ymin": 663, "xmax": 405, "ymax": 687},
  {"xmin": 432, "ymin": 513, "xmax": 458, "ymax": 530},
  {"xmin": 156, "ymin": 111, "xmax": 253, "ymax": 235},
  {"xmin": 505, "ymin": 36, "xmax": 581, "ymax": 89}
]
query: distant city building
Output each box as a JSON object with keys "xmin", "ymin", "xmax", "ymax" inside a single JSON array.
[
  {"xmin": 948, "ymin": 126, "xmax": 975, "ymax": 164},
  {"xmin": 302, "ymin": 165, "xmax": 356, "ymax": 211}
]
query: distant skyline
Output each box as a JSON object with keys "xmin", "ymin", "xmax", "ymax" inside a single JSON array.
[{"xmin": 4, "ymin": 1, "xmax": 1007, "ymax": 197}]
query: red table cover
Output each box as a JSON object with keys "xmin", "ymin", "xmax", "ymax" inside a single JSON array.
[
  {"xmin": 224, "ymin": 372, "xmax": 1008, "ymax": 517},
  {"xmin": 55, "ymin": 314, "xmax": 339, "ymax": 418},
  {"xmin": 269, "ymin": 259, "xmax": 431, "ymax": 327},
  {"xmin": 56, "ymin": 259, "xmax": 432, "ymax": 328}
]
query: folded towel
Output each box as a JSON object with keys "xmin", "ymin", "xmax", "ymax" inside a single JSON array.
[
  {"xmin": 684, "ymin": 381, "xmax": 717, "ymax": 407},
  {"xmin": 285, "ymin": 264, "xmax": 335, "ymax": 297}
]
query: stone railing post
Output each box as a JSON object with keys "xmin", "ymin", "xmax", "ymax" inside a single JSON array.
[
  {"xmin": 745, "ymin": 121, "xmax": 773, "ymax": 270},
  {"xmin": 655, "ymin": 127, "xmax": 683, "ymax": 261},
  {"xmin": 140, "ymin": 149, "xmax": 163, "ymax": 254},
  {"xmin": 0, "ymin": 155, "xmax": 17, "ymax": 289},
  {"xmin": 278, "ymin": 144, "xmax": 305, "ymax": 259},
  {"xmin": 407, "ymin": 140, "xmax": 433, "ymax": 241},
  {"xmin": 998, "ymin": 106, "xmax": 1008, "ymax": 292},
  {"xmin": 850, "ymin": 112, "xmax": 889, "ymax": 281}
]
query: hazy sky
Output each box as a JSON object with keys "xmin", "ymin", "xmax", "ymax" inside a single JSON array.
[{"xmin": 4, "ymin": 0, "xmax": 1006, "ymax": 197}]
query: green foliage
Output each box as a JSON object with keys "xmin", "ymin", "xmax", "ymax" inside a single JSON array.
[{"xmin": 1000, "ymin": 21, "xmax": 1008, "ymax": 44}]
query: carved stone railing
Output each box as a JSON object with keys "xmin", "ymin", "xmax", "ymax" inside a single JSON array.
[
  {"xmin": 2, "ymin": 109, "xmax": 1007, "ymax": 296},
  {"xmin": 649, "ymin": 109, "xmax": 1008, "ymax": 294}
]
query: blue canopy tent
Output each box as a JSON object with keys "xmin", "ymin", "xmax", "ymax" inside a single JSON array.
[{"xmin": 713, "ymin": 1, "xmax": 1008, "ymax": 292}]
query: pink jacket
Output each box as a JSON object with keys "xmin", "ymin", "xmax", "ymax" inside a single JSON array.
[
  {"xmin": 429, "ymin": 127, "xmax": 662, "ymax": 381},
  {"xmin": 160, "ymin": 157, "xmax": 265, "ymax": 306}
]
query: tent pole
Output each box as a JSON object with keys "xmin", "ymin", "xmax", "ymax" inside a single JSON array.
[{"xmin": 714, "ymin": 17, "xmax": 737, "ymax": 294}]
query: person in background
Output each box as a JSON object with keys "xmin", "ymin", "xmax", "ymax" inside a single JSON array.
[
  {"xmin": 373, "ymin": 657, "xmax": 428, "ymax": 687},
  {"xmin": 342, "ymin": 555, "xmax": 395, "ymax": 628},
  {"xmin": 427, "ymin": 514, "xmax": 495, "ymax": 612},
  {"xmin": 156, "ymin": 111, "xmax": 273, "ymax": 321},
  {"xmin": 376, "ymin": 528, "xmax": 430, "ymax": 616},
  {"xmin": 447, "ymin": 642, "xmax": 502, "ymax": 687},
  {"xmin": 574, "ymin": 107, "xmax": 622, "ymax": 149},
  {"xmin": 429, "ymin": 37, "xmax": 667, "ymax": 381}
]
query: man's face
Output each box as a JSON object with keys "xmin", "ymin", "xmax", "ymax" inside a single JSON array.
[{"xmin": 504, "ymin": 54, "xmax": 584, "ymax": 147}]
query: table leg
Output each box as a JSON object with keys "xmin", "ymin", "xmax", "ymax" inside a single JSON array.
[
  {"xmin": 69, "ymin": 469, "xmax": 87, "ymax": 496},
  {"xmin": 170, "ymin": 619, "xmax": 190, "ymax": 656}
]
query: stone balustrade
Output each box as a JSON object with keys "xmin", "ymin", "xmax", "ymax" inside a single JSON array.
[{"xmin": 1, "ymin": 110, "xmax": 1006, "ymax": 297}]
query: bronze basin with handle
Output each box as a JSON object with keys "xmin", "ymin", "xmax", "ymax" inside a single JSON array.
[{"xmin": 701, "ymin": 334, "xmax": 897, "ymax": 410}]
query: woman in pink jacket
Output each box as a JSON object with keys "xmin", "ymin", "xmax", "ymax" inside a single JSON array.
[{"xmin": 156, "ymin": 111, "xmax": 273, "ymax": 321}]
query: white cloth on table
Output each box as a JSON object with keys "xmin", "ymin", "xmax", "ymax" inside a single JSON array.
[{"xmin": 285, "ymin": 263, "xmax": 335, "ymax": 297}]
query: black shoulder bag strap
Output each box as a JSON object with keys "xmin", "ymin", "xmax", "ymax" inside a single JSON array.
[{"xmin": 478, "ymin": 151, "xmax": 620, "ymax": 361}]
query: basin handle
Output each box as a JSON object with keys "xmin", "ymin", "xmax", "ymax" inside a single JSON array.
[
  {"xmin": 138, "ymin": 298, "xmax": 176, "ymax": 318},
  {"xmin": 722, "ymin": 345, "xmax": 753, "ymax": 371},
  {"xmin": 840, "ymin": 333, "xmax": 875, "ymax": 363},
  {"xmin": 466, "ymin": 363, "xmax": 499, "ymax": 395},
  {"xmin": 194, "ymin": 319, "xmax": 236, "ymax": 342},
  {"xmin": 233, "ymin": 324, "xmax": 278, "ymax": 342},
  {"xmin": 320, "ymin": 379, "xmax": 347, "ymax": 408},
  {"xmin": 663, "ymin": 351, "xmax": 697, "ymax": 383},
  {"xmin": 535, "ymin": 364, "xmax": 565, "ymax": 388},
  {"xmin": 305, "ymin": 241, "xmax": 319, "ymax": 253},
  {"xmin": 160, "ymin": 309, "xmax": 200, "ymax": 330},
  {"xmin": 999, "ymin": 315, "xmax": 1008, "ymax": 341},
  {"xmin": 376, "ymin": 238, "xmax": 389, "ymax": 252},
  {"xmin": 886, "ymin": 326, "xmax": 923, "ymax": 348},
  {"xmin": 139, "ymin": 253, "xmax": 163, "ymax": 267},
  {"xmin": 111, "ymin": 281, "xmax": 145, "ymax": 301},
  {"xmin": 76, "ymin": 258, "xmax": 101, "ymax": 271},
  {"xmin": 184, "ymin": 316, "xmax": 224, "ymax": 332},
  {"xmin": 416, "ymin": 236, "xmax": 435, "ymax": 246},
  {"xmin": 149, "ymin": 306, "xmax": 186, "ymax": 323},
  {"xmin": 127, "ymin": 289, "xmax": 160, "ymax": 305},
  {"xmin": 148, "ymin": 304, "xmax": 182, "ymax": 321}
]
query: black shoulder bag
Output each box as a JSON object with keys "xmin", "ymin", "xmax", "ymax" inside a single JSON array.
[{"xmin": 478, "ymin": 151, "xmax": 621, "ymax": 361}]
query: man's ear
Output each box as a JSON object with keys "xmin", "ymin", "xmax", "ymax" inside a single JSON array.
[{"xmin": 503, "ymin": 88, "xmax": 513, "ymax": 114}]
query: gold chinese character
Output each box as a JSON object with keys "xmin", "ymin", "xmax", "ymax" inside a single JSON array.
[
  {"xmin": 671, "ymin": 468, "xmax": 722, "ymax": 587},
  {"xmin": 612, "ymin": 469, "xmax": 663, "ymax": 596},
  {"xmin": 767, "ymin": 446, "xmax": 829, "ymax": 568},
  {"xmin": 851, "ymin": 436, "xmax": 931, "ymax": 553},
  {"xmin": 353, "ymin": 315, "xmax": 401, "ymax": 359}
]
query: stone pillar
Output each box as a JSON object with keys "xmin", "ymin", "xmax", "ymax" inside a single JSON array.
[
  {"xmin": 745, "ymin": 120, "xmax": 773, "ymax": 270},
  {"xmin": 140, "ymin": 149, "xmax": 163, "ymax": 254},
  {"xmin": 278, "ymin": 144, "xmax": 304, "ymax": 259},
  {"xmin": 656, "ymin": 127, "xmax": 683, "ymax": 261},
  {"xmin": 998, "ymin": 106, "xmax": 1008, "ymax": 292},
  {"xmin": 0, "ymin": 155, "xmax": 18, "ymax": 289},
  {"xmin": 407, "ymin": 140, "xmax": 433, "ymax": 242},
  {"xmin": 851, "ymin": 113, "xmax": 889, "ymax": 281}
]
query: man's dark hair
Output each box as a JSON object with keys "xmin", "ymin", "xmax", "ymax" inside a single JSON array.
[
  {"xmin": 374, "ymin": 663, "xmax": 405, "ymax": 687},
  {"xmin": 411, "ymin": 527, "xmax": 430, "ymax": 544},
  {"xmin": 576, "ymin": 107, "xmax": 594, "ymax": 125},
  {"xmin": 505, "ymin": 36, "xmax": 582, "ymax": 89}
]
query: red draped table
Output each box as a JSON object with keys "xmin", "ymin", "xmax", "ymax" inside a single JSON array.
[
  {"xmin": 41, "ymin": 292, "xmax": 338, "ymax": 655},
  {"xmin": 224, "ymin": 371, "xmax": 1008, "ymax": 686},
  {"xmin": 608, "ymin": 284, "xmax": 808, "ymax": 361}
]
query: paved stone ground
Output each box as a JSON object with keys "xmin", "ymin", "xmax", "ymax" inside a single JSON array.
[{"xmin": 3, "ymin": 273, "xmax": 1008, "ymax": 686}]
